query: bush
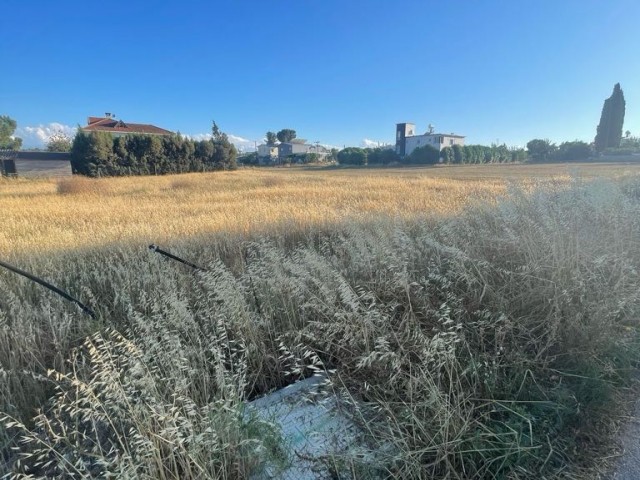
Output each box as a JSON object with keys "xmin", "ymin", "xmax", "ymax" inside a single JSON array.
[
  {"xmin": 337, "ymin": 147, "xmax": 367, "ymax": 165},
  {"xmin": 71, "ymin": 127, "xmax": 237, "ymax": 178},
  {"xmin": 439, "ymin": 144, "xmax": 526, "ymax": 165},
  {"xmin": 57, "ymin": 176, "xmax": 108, "ymax": 195},
  {"xmin": 527, "ymin": 139, "xmax": 557, "ymax": 162},
  {"xmin": 367, "ymin": 148, "xmax": 400, "ymax": 165},
  {"xmin": 555, "ymin": 141, "xmax": 592, "ymax": 161},
  {"xmin": 603, "ymin": 147, "xmax": 640, "ymax": 156},
  {"xmin": 407, "ymin": 144, "xmax": 440, "ymax": 165}
]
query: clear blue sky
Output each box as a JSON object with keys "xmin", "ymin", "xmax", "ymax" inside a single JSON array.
[{"xmin": 1, "ymin": 0, "xmax": 639, "ymax": 149}]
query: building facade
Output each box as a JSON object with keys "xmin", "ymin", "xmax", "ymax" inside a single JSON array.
[
  {"xmin": 396, "ymin": 123, "xmax": 465, "ymax": 157},
  {"xmin": 277, "ymin": 142, "xmax": 315, "ymax": 158},
  {"xmin": 257, "ymin": 144, "xmax": 279, "ymax": 163}
]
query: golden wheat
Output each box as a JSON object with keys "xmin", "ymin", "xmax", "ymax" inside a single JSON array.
[{"xmin": 2, "ymin": 163, "xmax": 638, "ymax": 256}]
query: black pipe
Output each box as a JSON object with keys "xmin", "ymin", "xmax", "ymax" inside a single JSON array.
[
  {"xmin": 148, "ymin": 244, "xmax": 205, "ymax": 271},
  {"xmin": 149, "ymin": 245, "xmax": 265, "ymax": 316},
  {"xmin": 0, "ymin": 259, "xmax": 95, "ymax": 318}
]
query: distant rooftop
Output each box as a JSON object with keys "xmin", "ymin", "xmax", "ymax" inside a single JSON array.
[
  {"xmin": 81, "ymin": 114, "xmax": 173, "ymax": 136},
  {"xmin": 410, "ymin": 132, "xmax": 466, "ymax": 139}
]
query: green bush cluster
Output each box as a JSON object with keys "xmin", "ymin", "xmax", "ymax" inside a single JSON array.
[
  {"xmin": 337, "ymin": 145, "xmax": 526, "ymax": 167},
  {"xmin": 71, "ymin": 128, "xmax": 237, "ymax": 177},
  {"xmin": 526, "ymin": 139, "xmax": 593, "ymax": 162},
  {"xmin": 440, "ymin": 144, "xmax": 527, "ymax": 164},
  {"xmin": 337, "ymin": 147, "xmax": 368, "ymax": 165}
]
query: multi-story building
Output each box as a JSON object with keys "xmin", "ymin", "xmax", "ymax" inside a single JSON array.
[
  {"xmin": 395, "ymin": 123, "xmax": 465, "ymax": 157},
  {"xmin": 257, "ymin": 139, "xmax": 328, "ymax": 164}
]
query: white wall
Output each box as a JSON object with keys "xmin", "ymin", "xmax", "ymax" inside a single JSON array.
[
  {"xmin": 404, "ymin": 134, "xmax": 465, "ymax": 156},
  {"xmin": 257, "ymin": 145, "xmax": 278, "ymax": 158}
]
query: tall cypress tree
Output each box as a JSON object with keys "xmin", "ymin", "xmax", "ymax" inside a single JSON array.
[{"xmin": 595, "ymin": 83, "xmax": 626, "ymax": 151}]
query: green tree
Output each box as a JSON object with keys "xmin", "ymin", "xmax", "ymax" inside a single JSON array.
[
  {"xmin": 337, "ymin": 147, "xmax": 367, "ymax": 165},
  {"xmin": 452, "ymin": 144, "xmax": 465, "ymax": 164},
  {"xmin": 210, "ymin": 121, "xmax": 237, "ymax": 170},
  {"xmin": 367, "ymin": 147, "xmax": 400, "ymax": 165},
  {"xmin": 46, "ymin": 131, "xmax": 73, "ymax": 152},
  {"xmin": 526, "ymin": 139, "xmax": 557, "ymax": 162},
  {"xmin": 440, "ymin": 146, "xmax": 454, "ymax": 164},
  {"xmin": 276, "ymin": 129, "xmax": 297, "ymax": 143},
  {"xmin": 595, "ymin": 83, "xmax": 626, "ymax": 152},
  {"xmin": 408, "ymin": 145, "xmax": 440, "ymax": 165},
  {"xmin": 70, "ymin": 131, "xmax": 114, "ymax": 176},
  {"xmin": 0, "ymin": 115, "xmax": 22, "ymax": 150},
  {"xmin": 555, "ymin": 141, "xmax": 592, "ymax": 161},
  {"xmin": 266, "ymin": 131, "xmax": 277, "ymax": 145}
]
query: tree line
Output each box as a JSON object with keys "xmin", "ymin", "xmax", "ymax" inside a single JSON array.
[
  {"xmin": 337, "ymin": 144, "xmax": 527, "ymax": 166},
  {"xmin": 0, "ymin": 82, "xmax": 633, "ymax": 175},
  {"xmin": 70, "ymin": 122, "xmax": 237, "ymax": 176}
]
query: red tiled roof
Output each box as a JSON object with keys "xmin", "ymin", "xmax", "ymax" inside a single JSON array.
[{"xmin": 81, "ymin": 117, "xmax": 174, "ymax": 135}]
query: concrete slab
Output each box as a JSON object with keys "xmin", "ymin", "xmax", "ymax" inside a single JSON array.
[{"xmin": 246, "ymin": 374, "xmax": 373, "ymax": 479}]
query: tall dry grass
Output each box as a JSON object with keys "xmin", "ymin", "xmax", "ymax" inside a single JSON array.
[{"xmin": 0, "ymin": 166, "xmax": 640, "ymax": 478}]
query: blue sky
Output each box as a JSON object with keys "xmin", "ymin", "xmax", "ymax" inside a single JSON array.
[{"xmin": 1, "ymin": 0, "xmax": 638, "ymax": 150}]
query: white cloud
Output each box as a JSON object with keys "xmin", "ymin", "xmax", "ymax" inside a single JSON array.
[
  {"xmin": 227, "ymin": 134, "xmax": 255, "ymax": 152},
  {"xmin": 361, "ymin": 138, "xmax": 393, "ymax": 148},
  {"xmin": 319, "ymin": 143, "xmax": 341, "ymax": 151},
  {"xmin": 16, "ymin": 123, "xmax": 78, "ymax": 148},
  {"xmin": 184, "ymin": 133, "xmax": 212, "ymax": 142}
]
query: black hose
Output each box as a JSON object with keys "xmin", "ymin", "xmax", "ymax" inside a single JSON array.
[
  {"xmin": 148, "ymin": 244, "xmax": 205, "ymax": 271},
  {"xmin": 0, "ymin": 259, "xmax": 95, "ymax": 318}
]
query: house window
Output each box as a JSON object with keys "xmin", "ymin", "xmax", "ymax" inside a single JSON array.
[
  {"xmin": 450, "ymin": 139, "xmax": 454, "ymax": 146},
  {"xmin": 439, "ymin": 136, "xmax": 444, "ymax": 144}
]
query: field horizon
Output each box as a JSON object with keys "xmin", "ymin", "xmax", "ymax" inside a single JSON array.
[{"xmin": 3, "ymin": 162, "xmax": 640, "ymax": 258}]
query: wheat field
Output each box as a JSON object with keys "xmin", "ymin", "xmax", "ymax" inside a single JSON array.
[
  {"xmin": 2, "ymin": 162, "xmax": 639, "ymax": 257},
  {"xmin": 1, "ymin": 163, "xmax": 640, "ymax": 479}
]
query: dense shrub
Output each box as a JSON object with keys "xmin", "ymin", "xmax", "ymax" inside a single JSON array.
[
  {"xmin": 337, "ymin": 147, "xmax": 368, "ymax": 165},
  {"xmin": 526, "ymin": 138, "xmax": 557, "ymax": 161},
  {"xmin": 366, "ymin": 147, "xmax": 400, "ymax": 165},
  {"xmin": 556, "ymin": 140, "xmax": 593, "ymax": 161},
  {"xmin": 407, "ymin": 144, "xmax": 440, "ymax": 164},
  {"xmin": 526, "ymin": 139, "xmax": 593, "ymax": 162},
  {"xmin": 440, "ymin": 144, "xmax": 526, "ymax": 164},
  {"xmin": 603, "ymin": 147, "xmax": 640, "ymax": 156},
  {"xmin": 71, "ymin": 128, "xmax": 237, "ymax": 177}
]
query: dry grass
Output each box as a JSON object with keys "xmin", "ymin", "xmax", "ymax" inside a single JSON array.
[
  {"xmin": 56, "ymin": 176, "xmax": 109, "ymax": 195},
  {"xmin": 1, "ymin": 164, "xmax": 640, "ymax": 478},
  {"xmin": 1, "ymin": 163, "xmax": 639, "ymax": 257}
]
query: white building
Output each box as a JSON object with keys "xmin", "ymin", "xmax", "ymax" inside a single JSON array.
[
  {"xmin": 257, "ymin": 144, "xmax": 279, "ymax": 163},
  {"xmin": 396, "ymin": 123, "xmax": 465, "ymax": 157}
]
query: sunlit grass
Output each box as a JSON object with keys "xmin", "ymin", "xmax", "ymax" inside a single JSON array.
[{"xmin": 2, "ymin": 162, "xmax": 639, "ymax": 256}]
